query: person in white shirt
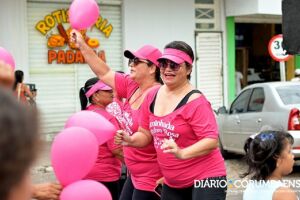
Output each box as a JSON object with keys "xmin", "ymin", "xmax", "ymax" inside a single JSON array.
[
  {"xmin": 291, "ymin": 69, "xmax": 300, "ymax": 82},
  {"xmin": 243, "ymin": 130, "xmax": 298, "ymax": 200},
  {"xmin": 235, "ymin": 71, "xmax": 243, "ymax": 96}
]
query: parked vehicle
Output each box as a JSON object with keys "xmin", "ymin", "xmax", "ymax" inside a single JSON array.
[{"xmin": 217, "ymin": 82, "xmax": 300, "ymax": 159}]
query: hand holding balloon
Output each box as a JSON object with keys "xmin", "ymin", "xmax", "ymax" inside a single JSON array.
[{"xmin": 70, "ymin": 29, "xmax": 85, "ymax": 49}]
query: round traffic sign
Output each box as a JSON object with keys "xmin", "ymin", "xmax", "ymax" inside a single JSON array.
[{"xmin": 268, "ymin": 34, "xmax": 292, "ymax": 62}]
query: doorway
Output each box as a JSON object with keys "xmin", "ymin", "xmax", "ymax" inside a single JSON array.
[{"xmin": 235, "ymin": 23, "xmax": 282, "ymax": 89}]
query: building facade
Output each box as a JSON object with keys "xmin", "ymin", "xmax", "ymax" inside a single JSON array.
[{"xmin": 0, "ymin": 0, "xmax": 295, "ymax": 137}]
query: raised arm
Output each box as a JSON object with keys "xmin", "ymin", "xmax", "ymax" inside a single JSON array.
[
  {"xmin": 24, "ymin": 84, "xmax": 34, "ymax": 99},
  {"xmin": 70, "ymin": 30, "xmax": 116, "ymax": 89}
]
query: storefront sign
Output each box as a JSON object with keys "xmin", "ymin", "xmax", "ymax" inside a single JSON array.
[
  {"xmin": 268, "ymin": 34, "xmax": 292, "ymax": 62},
  {"xmin": 35, "ymin": 9, "xmax": 113, "ymax": 64}
]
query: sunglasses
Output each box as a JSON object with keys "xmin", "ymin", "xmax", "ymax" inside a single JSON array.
[
  {"xmin": 128, "ymin": 57, "xmax": 149, "ymax": 66},
  {"xmin": 158, "ymin": 60, "xmax": 182, "ymax": 71}
]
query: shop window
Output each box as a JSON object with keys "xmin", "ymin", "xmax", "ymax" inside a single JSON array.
[
  {"xmin": 196, "ymin": 23, "xmax": 214, "ymax": 29},
  {"xmin": 195, "ymin": 0, "xmax": 214, "ymax": 4},
  {"xmin": 195, "ymin": 8, "xmax": 214, "ymax": 19},
  {"xmin": 195, "ymin": 0, "xmax": 220, "ymax": 31}
]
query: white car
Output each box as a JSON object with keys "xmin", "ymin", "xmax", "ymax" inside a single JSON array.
[{"xmin": 217, "ymin": 82, "xmax": 300, "ymax": 158}]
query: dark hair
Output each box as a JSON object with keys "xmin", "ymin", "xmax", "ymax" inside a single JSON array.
[
  {"xmin": 146, "ymin": 60, "xmax": 163, "ymax": 84},
  {"xmin": 79, "ymin": 77, "xmax": 99, "ymax": 110},
  {"xmin": 13, "ymin": 70, "xmax": 24, "ymax": 90},
  {"xmin": 242, "ymin": 130, "xmax": 294, "ymax": 180},
  {"xmin": 0, "ymin": 88, "xmax": 40, "ymax": 199},
  {"xmin": 164, "ymin": 41, "xmax": 194, "ymax": 80}
]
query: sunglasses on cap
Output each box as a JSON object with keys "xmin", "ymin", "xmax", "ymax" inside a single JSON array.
[
  {"xmin": 158, "ymin": 60, "xmax": 182, "ymax": 71},
  {"xmin": 128, "ymin": 57, "xmax": 149, "ymax": 66}
]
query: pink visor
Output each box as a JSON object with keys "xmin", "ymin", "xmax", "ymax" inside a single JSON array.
[
  {"xmin": 85, "ymin": 81, "xmax": 112, "ymax": 98},
  {"xmin": 158, "ymin": 48, "xmax": 193, "ymax": 65}
]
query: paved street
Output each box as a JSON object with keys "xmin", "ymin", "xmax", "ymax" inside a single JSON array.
[{"xmin": 31, "ymin": 142, "xmax": 300, "ymax": 200}]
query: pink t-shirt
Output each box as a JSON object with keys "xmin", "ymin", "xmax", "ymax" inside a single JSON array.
[
  {"xmin": 140, "ymin": 87, "xmax": 226, "ymax": 188},
  {"xmin": 115, "ymin": 73, "xmax": 162, "ymax": 191},
  {"xmin": 106, "ymin": 99, "xmax": 124, "ymax": 128},
  {"xmin": 85, "ymin": 104, "xmax": 122, "ymax": 182}
]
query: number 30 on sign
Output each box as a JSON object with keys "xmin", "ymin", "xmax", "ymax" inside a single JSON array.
[{"xmin": 268, "ymin": 34, "xmax": 292, "ymax": 62}]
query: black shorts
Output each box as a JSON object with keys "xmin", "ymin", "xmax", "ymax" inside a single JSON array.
[{"xmin": 161, "ymin": 176, "xmax": 227, "ymax": 200}]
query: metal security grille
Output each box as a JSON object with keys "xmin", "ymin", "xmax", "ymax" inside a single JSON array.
[
  {"xmin": 27, "ymin": 1, "xmax": 122, "ymax": 137},
  {"xmin": 195, "ymin": 32, "xmax": 223, "ymax": 110}
]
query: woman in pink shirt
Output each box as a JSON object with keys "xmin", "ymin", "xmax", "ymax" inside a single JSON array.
[
  {"xmin": 79, "ymin": 77, "xmax": 123, "ymax": 200},
  {"xmin": 115, "ymin": 41, "xmax": 227, "ymax": 200},
  {"xmin": 71, "ymin": 30, "xmax": 162, "ymax": 200}
]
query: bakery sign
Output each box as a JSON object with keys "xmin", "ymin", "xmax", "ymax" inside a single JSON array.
[{"xmin": 35, "ymin": 9, "xmax": 113, "ymax": 64}]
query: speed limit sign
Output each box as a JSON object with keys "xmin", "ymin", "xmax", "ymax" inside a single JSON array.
[{"xmin": 268, "ymin": 34, "xmax": 292, "ymax": 62}]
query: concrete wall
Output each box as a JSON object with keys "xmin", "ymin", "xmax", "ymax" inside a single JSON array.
[
  {"xmin": 258, "ymin": 0, "xmax": 281, "ymax": 15},
  {"xmin": 123, "ymin": 0, "xmax": 194, "ymax": 50},
  {"xmin": 0, "ymin": 0, "xmax": 29, "ymax": 80},
  {"xmin": 123, "ymin": 0, "xmax": 196, "ymax": 84},
  {"xmin": 225, "ymin": 0, "xmax": 282, "ymax": 16}
]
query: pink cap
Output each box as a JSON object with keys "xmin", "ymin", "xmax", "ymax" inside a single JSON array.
[
  {"xmin": 85, "ymin": 81, "xmax": 112, "ymax": 98},
  {"xmin": 158, "ymin": 48, "xmax": 193, "ymax": 65},
  {"xmin": 124, "ymin": 45, "xmax": 162, "ymax": 66}
]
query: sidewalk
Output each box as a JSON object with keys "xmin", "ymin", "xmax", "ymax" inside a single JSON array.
[
  {"xmin": 31, "ymin": 141, "xmax": 56, "ymax": 184},
  {"xmin": 31, "ymin": 141, "xmax": 244, "ymax": 199}
]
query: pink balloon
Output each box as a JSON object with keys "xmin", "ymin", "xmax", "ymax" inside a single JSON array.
[
  {"xmin": 69, "ymin": 0, "xmax": 100, "ymax": 30},
  {"xmin": 60, "ymin": 180, "xmax": 112, "ymax": 200},
  {"xmin": 65, "ymin": 111, "xmax": 116, "ymax": 145},
  {"xmin": 0, "ymin": 47, "xmax": 15, "ymax": 70},
  {"xmin": 51, "ymin": 127, "xmax": 98, "ymax": 186}
]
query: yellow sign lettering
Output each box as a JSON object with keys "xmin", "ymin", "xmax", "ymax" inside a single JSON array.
[
  {"xmin": 103, "ymin": 25, "xmax": 113, "ymax": 38},
  {"xmin": 52, "ymin": 10, "xmax": 62, "ymax": 24},
  {"xmin": 45, "ymin": 15, "xmax": 55, "ymax": 28},
  {"xmin": 36, "ymin": 21, "xmax": 51, "ymax": 35}
]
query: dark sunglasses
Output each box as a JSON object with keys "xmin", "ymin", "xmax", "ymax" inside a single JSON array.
[
  {"xmin": 158, "ymin": 60, "xmax": 182, "ymax": 71},
  {"xmin": 128, "ymin": 57, "xmax": 149, "ymax": 66}
]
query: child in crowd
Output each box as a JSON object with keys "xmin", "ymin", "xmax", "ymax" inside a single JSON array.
[{"xmin": 243, "ymin": 130, "xmax": 298, "ymax": 200}]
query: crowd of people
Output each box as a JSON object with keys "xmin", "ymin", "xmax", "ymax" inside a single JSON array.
[{"xmin": 0, "ymin": 30, "xmax": 298, "ymax": 200}]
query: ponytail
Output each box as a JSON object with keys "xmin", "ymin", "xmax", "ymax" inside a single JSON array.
[
  {"xmin": 79, "ymin": 87, "xmax": 88, "ymax": 110},
  {"xmin": 79, "ymin": 77, "xmax": 99, "ymax": 110}
]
